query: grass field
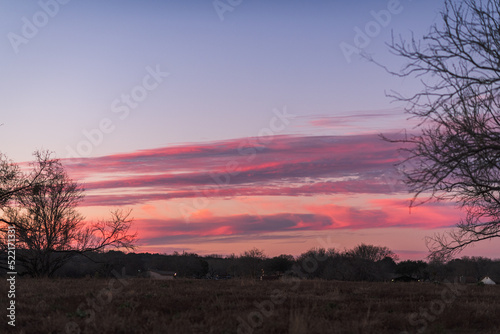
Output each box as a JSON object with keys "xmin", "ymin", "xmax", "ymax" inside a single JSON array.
[{"xmin": 1, "ymin": 277, "xmax": 499, "ymax": 333}]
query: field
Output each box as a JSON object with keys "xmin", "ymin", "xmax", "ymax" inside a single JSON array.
[{"xmin": 1, "ymin": 277, "xmax": 500, "ymax": 334}]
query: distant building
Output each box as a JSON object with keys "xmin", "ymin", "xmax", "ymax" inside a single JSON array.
[
  {"xmin": 144, "ymin": 269, "xmax": 176, "ymax": 280},
  {"xmin": 480, "ymin": 276, "xmax": 496, "ymax": 285}
]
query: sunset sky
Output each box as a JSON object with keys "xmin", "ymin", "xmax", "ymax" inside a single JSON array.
[{"xmin": 2, "ymin": 0, "xmax": 499, "ymax": 260}]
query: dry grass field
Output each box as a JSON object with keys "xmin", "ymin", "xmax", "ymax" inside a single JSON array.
[{"xmin": 1, "ymin": 277, "xmax": 499, "ymax": 333}]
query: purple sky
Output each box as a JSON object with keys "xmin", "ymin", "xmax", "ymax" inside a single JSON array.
[{"xmin": 3, "ymin": 0, "xmax": 498, "ymax": 259}]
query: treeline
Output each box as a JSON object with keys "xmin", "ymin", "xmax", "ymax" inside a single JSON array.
[{"xmin": 4, "ymin": 244, "xmax": 499, "ymax": 282}]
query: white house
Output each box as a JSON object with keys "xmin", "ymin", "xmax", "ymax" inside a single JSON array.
[
  {"xmin": 480, "ymin": 276, "xmax": 496, "ymax": 285},
  {"xmin": 145, "ymin": 270, "xmax": 177, "ymax": 280}
]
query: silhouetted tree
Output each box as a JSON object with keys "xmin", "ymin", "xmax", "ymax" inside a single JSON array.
[
  {"xmin": 346, "ymin": 244, "xmax": 399, "ymax": 262},
  {"xmin": 377, "ymin": 256, "xmax": 398, "ymax": 280},
  {"xmin": 0, "ymin": 152, "xmax": 52, "ymax": 207},
  {"xmin": 396, "ymin": 260, "xmax": 428, "ymax": 279},
  {"xmin": 384, "ymin": 0, "xmax": 500, "ymax": 259},
  {"xmin": 264, "ymin": 254, "xmax": 294, "ymax": 274},
  {"xmin": 296, "ymin": 248, "xmax": 332, "ymax": 279},
  {"xmin": 0, "ymin": 153, "xmax": 18, "ymax": 206},
  {"xmin": 240, "ymin": 248, "xmax": 266, "ymax": 278},
  {"xmin": 0, "ymin": 151, "xmax": 136, "ymax": 277}
]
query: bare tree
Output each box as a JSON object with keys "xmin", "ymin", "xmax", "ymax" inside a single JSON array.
[
  {"xmin": 346, "ymin": 244, "xmax": 398, "ymax": 262},
  {"xmin": 242, "ymin": 247, "xmax": 266, "ymax": 260},
  {"xmin": 0, "ymin": 151, "xmax": 137, "ymax": 277},
  {"xmin": 0, "ymin": 151, "xmax": 50, "ymax": 207},
  {"xmin": 0, "ymin": 153, "xmax": 18, "ymax": 206},
  {"xmin": 382, "ymin": 0, "xmax": 500, "ymax": 259},
  {"xmin": 240, "ymin": 248, "xmax": 266, "ymax": 278}
]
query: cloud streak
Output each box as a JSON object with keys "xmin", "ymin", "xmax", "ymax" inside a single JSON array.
[
  {"xmin": 65, "ymin": 133, "xmax": 408, "ymax": 206},
  {"xmin": 134, "ymin": 200, "xmax": 462, "ymax": 246},
  {"xmin": 61, "ymin": 133, "xmax": 466, "ymax": 258}
]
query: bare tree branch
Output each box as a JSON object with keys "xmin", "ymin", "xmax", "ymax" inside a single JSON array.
[
  {"xmin": 0, "ymin": 151, "xmax": 137, "ymax": 277},
  {"xmin": 382, "ymin": 0, "xmax": 500, "ymax": 260}
]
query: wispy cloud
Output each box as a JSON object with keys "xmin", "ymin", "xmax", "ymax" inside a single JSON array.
[
  {"xmin": 304, "ymin": 109, "xmax": 419, "ymax": 135},
  {"xmin": 60, "ymin": 132, "xmax": 467, "ymax": 257},
  {"xmin": 133, "ymin": 200, "xmax": 462, "ymax": 246},
  {"xmin": 65, "ymin": 133, "xmax": 408, "ymax": 207}
]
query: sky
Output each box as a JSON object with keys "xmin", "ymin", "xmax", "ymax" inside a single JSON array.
[{"xmin": 1, "ymin": 0, "xmax": 499, "ymax": 260}]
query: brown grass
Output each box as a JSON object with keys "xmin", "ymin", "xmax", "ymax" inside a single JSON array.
[{"xmin": 1, "ymin": 277, "xmax": 499, "ymax": 333}]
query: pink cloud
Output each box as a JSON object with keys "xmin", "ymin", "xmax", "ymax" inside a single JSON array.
[
  {"xmin": 133, "ymin": 199, "xmax": 464, "ymax": 247},
  {"xmin": 61, "ymin": 132, "xmax": 465, "ymax": 256},
  {"xmin": 135, "ymin": 212, "xmax": 337, "ymax": 245},
  {"xmin": 305, "ymin": 201, "xmax": 463, "ymax": 230},
  {"xmin": 65, "ymin": 134, "xmax": 410, "ymax": 207},
  {"xmin": 80, "ymin": 180, "xmax": 407, "ymax": 207},
  {"xmin": 305, "ymin": 109, "xmax": 420, "ymax": 134}
]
